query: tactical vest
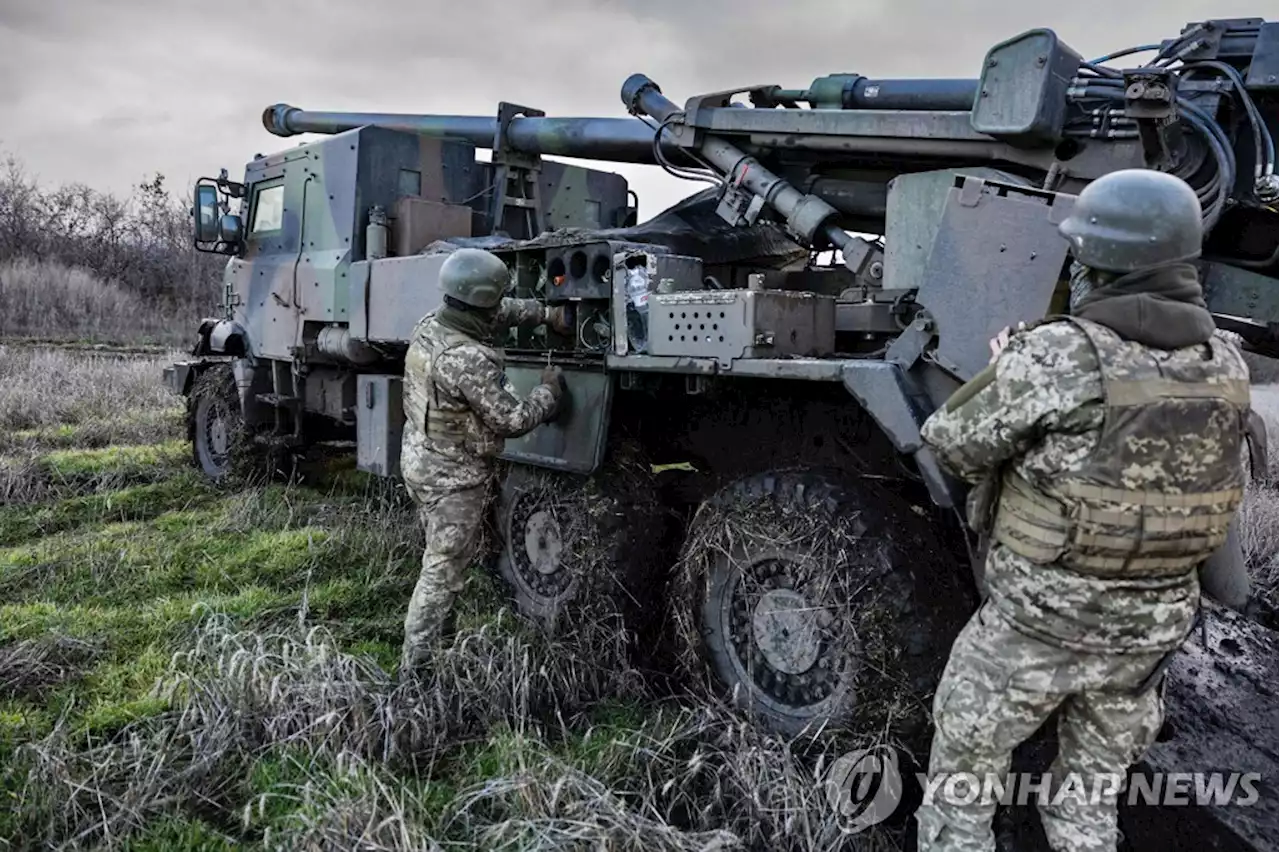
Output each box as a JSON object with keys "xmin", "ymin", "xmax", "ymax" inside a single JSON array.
[
  {"xmin": 993, "ymin": 317, "xmax": 1252, "ymax": 579},
  {"xmin": 404, "ymin": 319, "xmax": 493, "ymax": 454}
]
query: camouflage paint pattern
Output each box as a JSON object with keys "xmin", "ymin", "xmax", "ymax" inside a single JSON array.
[
  {"xmin": 224, "ymin": 128, "xmax": 475, "ymax": 361},
  {"xmin": 398, "ymin": 297, "xmax": 559, "ymax": 664},
  {"xmin": 916, "ymin": 601, "xmax": 1166, "ymax": 852},
  {"xmin": 218, "ymin": 125, "xmax": 630, "ymax": 364},
  {"xmin": 921, "ymin": 318, "xmax": 1249, "ymax": 654}
]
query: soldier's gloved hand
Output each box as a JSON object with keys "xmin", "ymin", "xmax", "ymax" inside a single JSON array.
[
  {"xmin": 987, "ymin": 322, "xmax": 1027, "ymax": 364},
  {"xmin": 539, "ymin": 365, "xmax": 566, "ymax": 420},
  {"xmin": 540, "ymin": 365, "xmax": 565, "ymax": 396}
]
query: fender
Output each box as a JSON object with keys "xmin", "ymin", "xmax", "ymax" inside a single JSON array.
[{"xmin": 193, "ymin": 318, "xmax": 250, "ymax": 357}]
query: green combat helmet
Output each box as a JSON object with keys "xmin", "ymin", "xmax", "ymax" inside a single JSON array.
[
  {"xmin": 1058, "ymin": 168, "xmax": 1204, "ymax": 272},
  {"xmin": 440, "ymin": 248, "xmax": 510, "ymax": 308}
]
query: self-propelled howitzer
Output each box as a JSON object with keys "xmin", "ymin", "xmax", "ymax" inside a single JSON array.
[{"xmin": 170, "ymin": 19, "xmax": 1279, "ymax": 760}]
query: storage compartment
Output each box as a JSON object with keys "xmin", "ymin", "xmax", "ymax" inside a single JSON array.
[
  {"xmin": 390, "ymin": 196, "xmax": 473, "ymax": 256},
  {"xmin": 356, "ymin": 375, "xmax": 404, "ymax": 477},
  {"xmin": 970, "ymin": 28, "xmax": 1083, "ymax": 146},
  {"xmin": 648, "ymin": 290, "xmax": 836, "ymax": 367}
]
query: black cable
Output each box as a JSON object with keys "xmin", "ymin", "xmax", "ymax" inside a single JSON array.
[
  {"xmin": 1179, "ymin": 96, "xmax": 1236, "ymax": 184},
  {"xmin": 1075, "ymin": 85, "xmax": 1232, "ymax": 226},
  {"xmin": 1182, "ymin": 60, "xmax": 1275, "ymax": 177},
  {"xmin": 1152, "ymin": 23, "xmax": 1207, "ymax": 66},
  {"xmin": 1079, "ymin": 61, "xmax": 1122, "ymax": 79},
  {"xmin": 642, "ymin": 114, "xmax": 714, "ymax": 182},
  {"xmin": 644, "ymin": 115, "xmax": 724, "ymax": 186},
  {"xmin": 1179, "ymin": 107, "xmax": 1232, "ymax": 227},
  {"xmin": 1088, "ymin": 44, "xmax": 1161, "ymax": 65}
]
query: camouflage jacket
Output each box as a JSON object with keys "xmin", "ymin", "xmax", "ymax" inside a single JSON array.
[
  {"xmin": 921, "ymin": 320, "xmax": 1248, "ymax": 654},
  {"xmin": 400, "ymin": 298, "xmax": 557, "ymax": 500}
]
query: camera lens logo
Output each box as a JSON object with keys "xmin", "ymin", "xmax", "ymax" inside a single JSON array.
[{"xmin": 824, "ymin": 745, "xmax": 904, "ymax": 834}]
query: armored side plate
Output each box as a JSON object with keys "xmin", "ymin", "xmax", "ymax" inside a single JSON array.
[{"xmin": 500, "ymin": 367, "xmax": 613, "ymax": 474}]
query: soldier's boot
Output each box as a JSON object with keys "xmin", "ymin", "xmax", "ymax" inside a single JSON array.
[
  {"xmin": 396, "ymin": 642, "xmax": 434, "ymax": 686},
  {"xmin": 398, "ymin": 609, "xmax": 462, "ymax": 676}
]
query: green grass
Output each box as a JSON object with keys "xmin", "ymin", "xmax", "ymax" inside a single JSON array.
[
  {"xmin": 0, "ymin": 425, "xmax": 676, "ymax": 848},
  {"xmin": 41, "ymin": 441, "xmax": 189, "ymax": 478}
]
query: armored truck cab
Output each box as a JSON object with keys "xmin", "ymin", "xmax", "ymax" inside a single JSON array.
[{"xmin": 171, "ymin": 122, "xmax": 634, "ymax": 477}]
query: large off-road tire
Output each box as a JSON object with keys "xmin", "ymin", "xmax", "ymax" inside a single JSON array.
[
  {"xmin": 675, "ymin": 469, "xmax": 973, "ymax": 738},
  {"xmin": 186, "ymin": 364, "xmax": 283, "ymax": 483},
  {"xmin": 493, "ymin": 445, "xmax": 668, "ymax": 630}
]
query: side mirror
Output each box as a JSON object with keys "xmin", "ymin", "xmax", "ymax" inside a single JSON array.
[
  {"xmin": 195, "ymin": 184, "xmax": 220, "ymax": 243},
  {"xmin": 219, "ymin": 214, "xmax": 243, "ymax": 244}
]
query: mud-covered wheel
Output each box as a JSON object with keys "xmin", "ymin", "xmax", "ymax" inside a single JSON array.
[
  {"xmin": 494, "ymin": 447, "xmax": 666, "ymax": 628},
  {"xmin": 187, "ymin": 365, "xmax": 244, "ymax": 479},
  {"xmin": 186, "ymin": 364, "xmax": 280, "ymax": 483},
  {"xmin": 676, "ymin": 469, "xmax": 972, "ymax": 737}
]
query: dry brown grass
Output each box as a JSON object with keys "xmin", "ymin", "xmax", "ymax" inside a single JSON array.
[
  {"xmin": 0, "ymin": 258, "xmax": 199, "ymax": 347},
  {"xmin": 0, "ymin": 635, "xmax": 99, "ymax": 701},
  {"xmin": 0, "ymin": 343, "xmax": 181, "ymax": 440},
  {"xmin": 9, "ymin": 611, "xmax": 906, "ymax": 851},
  {"xmin": 0, "ymin": 343, "xmax": 184, "ymax": 505},
  {"xmin": 1242, "ymin": 384, "xmax": 1278, "ymax": 615}
]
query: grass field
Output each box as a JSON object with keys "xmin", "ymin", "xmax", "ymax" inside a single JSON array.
[
  {"xmin": 0, "ymin": 260, "xmax": 205, "ymax": 349},
  {"xmin": 0, "ymin": 343, "xmax": 911, "ymax": 852},
  {"xmin": 0, "ymin": 342, "xmax": 1275, "ymax": 851}
]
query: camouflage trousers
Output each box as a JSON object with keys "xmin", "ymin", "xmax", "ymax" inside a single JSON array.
[
  {"xmin": 400, "ymin": 482, "xmax": 490, "ymax": 674},
  {"xmin": 916, "ymin": 601, "xmax": 1168, "ymax": 852}
]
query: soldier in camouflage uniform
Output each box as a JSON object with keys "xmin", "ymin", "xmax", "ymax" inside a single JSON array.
[
  {"xmin": 399, "ymin": 247, "xmax": 567, "ymax": 675},
  {"xmin": 914, "ymin": 170, "xmax": 1258, "ymax": 852}
]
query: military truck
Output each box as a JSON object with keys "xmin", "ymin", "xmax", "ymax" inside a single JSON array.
[{"xmin": 170, "ymin": 18, "xmax": 1278, "ymax": 735}]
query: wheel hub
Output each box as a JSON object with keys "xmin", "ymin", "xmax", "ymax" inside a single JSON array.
[
  {"xmin": 509, "ymin": 492, "xmax": 574, "ymax": 600},
  {"xmin": 727, "ymin": 558, "xmax": 845, "ymax": 708},
  {"xmin": 523, "ymin": 509, "xmax": 564, "ymax": 575},
  {"xmin": 209, "ymin": 416, "xmax": 229, "ymax": 458},
  {"xmin": 752, "ymin": 589, "xmax": 822, "ymax": 674},
  {"xmin": 197, "ymin": 398, "xmax": 233, "ymax": 473}
]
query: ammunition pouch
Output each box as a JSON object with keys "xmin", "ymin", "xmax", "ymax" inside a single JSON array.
[
  {"xmin": 965, "ymin": 474, "xmax": 1001, "ymax": 536},
  {"xmin": 426, "ymin": 407, "xmax": 471, "ymax": 445},
  {"xmin": 992, "ymin": 471, "xmax": 1242, "ymax": 579}
]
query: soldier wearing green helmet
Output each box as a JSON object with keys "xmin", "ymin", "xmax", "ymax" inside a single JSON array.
[
  {"xmin": 398, "ymin": 247, "xmax": 569, "ymax": 676},
  {"xmin": 914, "ymin": 169, "xmax": 1262, "ymax": 852}
]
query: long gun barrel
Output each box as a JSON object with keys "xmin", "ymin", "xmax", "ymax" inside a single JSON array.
[
  {"xmin": 262, "ymin": 104, "xmax": 670, "ymax": 163},
  {"xmin": 262, "ymin": 76, "xmax": 984, "ymax": 164}
]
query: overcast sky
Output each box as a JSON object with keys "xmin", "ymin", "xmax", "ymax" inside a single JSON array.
[{"xmin": 1, "ymin": 0, "xmax": 1272, "ymax": 219}]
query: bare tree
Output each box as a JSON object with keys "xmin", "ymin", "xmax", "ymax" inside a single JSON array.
[{"xmin": 0, "ymin": 152, "xmax": 222, "ymax": 318}]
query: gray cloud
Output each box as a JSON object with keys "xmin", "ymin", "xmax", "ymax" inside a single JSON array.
[{"xmin": 1, "ymin": 0, "xmax": 1272, "ymax": 217}]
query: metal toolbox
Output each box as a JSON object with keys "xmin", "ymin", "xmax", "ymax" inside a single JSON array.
[{"xmin": 647, "ymin": 290, "xmax": 836, "ymax": 367}]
